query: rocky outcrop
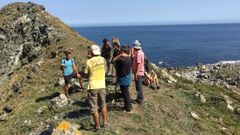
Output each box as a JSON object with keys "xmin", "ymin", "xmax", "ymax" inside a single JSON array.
[
  {"xmin": 0, "ymin": 2, "xmax": 60, "ymax": 85},
  {"xmin": 49, "ymin": 94, "xmax": 68, "ymax": 111},
  {"xmin": 177, "ymin": 63, "xmax": 240, "ymax": 90}
]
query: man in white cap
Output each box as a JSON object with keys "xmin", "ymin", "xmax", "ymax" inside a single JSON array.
[
  {"xmin": 84, "ymin": 45, "xmax": 109, "ymax": 131},
  {"xmin": 132, "ymin": 40, "xmax": 145, "ymax": 104}
]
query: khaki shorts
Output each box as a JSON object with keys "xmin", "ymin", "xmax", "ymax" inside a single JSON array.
[{"xmin": 88, "ymin": 89, "xmax": 106, "ymax": 113}]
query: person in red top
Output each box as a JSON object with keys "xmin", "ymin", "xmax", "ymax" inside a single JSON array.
[{"xmin": 132, "ymin": 40, "xmax": 145, "ymax": 104}]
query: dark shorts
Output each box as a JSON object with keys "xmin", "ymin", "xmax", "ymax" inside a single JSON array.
[
  {"xmin": 63, "ymin": 73, "xmax": 78, "ymax": 85},
  {"xmin": 88, "ymin": 89, "xmax": 106, "ymax": 113}
]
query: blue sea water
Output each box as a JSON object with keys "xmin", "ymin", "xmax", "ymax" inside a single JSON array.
[{"xmin": 73, "ymin": 23, "xmax": 240, "ymax": 67}]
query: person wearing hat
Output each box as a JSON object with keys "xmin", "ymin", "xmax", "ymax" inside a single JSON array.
[
  {"xmin": 132, "ymin": 40, "xmax": 145, "ymax": 104},
  {"xmin": 60, "ymin": 51, "xmax": 83, "ymax": 98},
  {"xmin": 84, "ymin": 45, "xmax": 109, "ymax": 131}
]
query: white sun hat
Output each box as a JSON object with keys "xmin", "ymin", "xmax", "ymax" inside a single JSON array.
[
  {"xmin": 90, "ymin": 45, "xmax": 101, "ymax": 55},
  {"xmin": 133, "ymin": 40, "xmax": 142, "ymax": 49}
]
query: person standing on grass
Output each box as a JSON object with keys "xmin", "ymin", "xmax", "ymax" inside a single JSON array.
[
  {"xmin": 111, "ymin": 38, "xmax": 121, "ymax": 84},
  {"xmin": 101, "ymin": 38, "xmax": 112, "ymax": 76},
  {"xmin": 132, "ymin": 40, "xmax": 145, "ymax": 104},
  {"xmin": 113, "ymin": 45, "xmax": 132, "ymax": 112},
  {"xmin": 60, "ymin": 51, "xmax": 83, "ymax": 98},
  {"xmin": 112, "ymin": 37, "xmax": 121, "ymax": 61},
  {"xmin": 84, "ymin": 45, "xmax": 109, "ymax": 132}
]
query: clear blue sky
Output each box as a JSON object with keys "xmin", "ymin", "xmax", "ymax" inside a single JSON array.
[{"xmin": 1, "ymin": 0, "xmax": 240, "ymax": 26}]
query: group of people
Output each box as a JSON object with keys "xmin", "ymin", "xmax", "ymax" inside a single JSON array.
[{"xmin": 60, "ymin": 38, "xmax": 160, "ymax": 131}]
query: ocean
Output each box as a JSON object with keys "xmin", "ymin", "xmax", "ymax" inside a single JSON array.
[{"xmin": 73, "ymin": 23, "xmax": 240, "ymax": 67}]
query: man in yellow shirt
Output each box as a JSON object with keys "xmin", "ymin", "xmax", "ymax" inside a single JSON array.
[{"xmin": 84, "ymin": 45, "xmax": 109, "ymax": 132}]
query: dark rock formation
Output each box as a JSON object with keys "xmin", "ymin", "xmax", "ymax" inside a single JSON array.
[{"xmin": 0, "ymin": 2, "xmax": 57, "ymax": 84}]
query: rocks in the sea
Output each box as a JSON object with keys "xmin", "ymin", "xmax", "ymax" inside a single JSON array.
[
  {"xmin": 195, "ymin": 92, "xmax": 206, "ymax": 104},
  {"xmin": 49, "ymin": 94, "xmax": 68, "ymax": 111}
]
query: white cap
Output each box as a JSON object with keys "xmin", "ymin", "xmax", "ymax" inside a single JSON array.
[{"xmin": 90, "ymin": 45, "xmax": 101, "ymax": 55}]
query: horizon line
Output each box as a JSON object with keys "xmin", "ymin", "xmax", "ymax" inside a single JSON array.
[{"xmin": 69, "ymin": 21, "xmax": 240, "ymax": 27}]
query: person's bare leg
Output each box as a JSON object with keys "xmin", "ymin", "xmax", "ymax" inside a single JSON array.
[
  {"xmin": 78, "ymin": 77, "xmax": 84, "ymax": 89},
  {"xmin": 109, "ymin": 63, "xmax": 112, "ymax": 75},
  {"xmin": 155, "ymin": 77, "xmax": 160, "ymax": 89},
  {"xmin": 64, "ymin": 84, "xmax": 69, "ymax": 98},
  {"xmin": 101, "ymin": 106, "xmax": 108, "ymax": 125},
  {"xmin": 92, "ymin": 112, "xmax": 100, "ymax": 129}
]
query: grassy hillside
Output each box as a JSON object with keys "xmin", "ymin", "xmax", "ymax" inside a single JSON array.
[{"xmin": 0, "ymin": 2, "xmax": 239, "ymax": 135}]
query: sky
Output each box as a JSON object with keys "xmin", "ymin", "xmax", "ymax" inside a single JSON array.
[{"xmin": 1, "ymin": 0, "xmax": 240, "ymax": 26}]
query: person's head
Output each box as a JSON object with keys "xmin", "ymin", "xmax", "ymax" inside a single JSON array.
[
  {"xmin": 87, "ymin": 46, "xmax": 91, "ymax": 58},
  {"xmin": 121, "ymin": 45, "xmax": 130, "ymax": 55},
  {"xmin": 88, "ymin": 45, "xmax": 101, "ymax": 57},
  {"xmin": 113, "ymin": 42, "xmax": 120, "ymax": 50},
  {"xmin": 133, "ymin": 40, "xmax": 142, "ymax": 51},
  {"xmin": 65, "ymin": 51, "xmax": 72, "ymax": 59},
  {"xmin": 112, "ymin": 37, "xmax": 121, "ymax": 49},
  {"xmin": 103, "ymin": 38, "xmax": 108, "ymax": 44},
  {"xmin": 145, "ymin": 57, "xmax": 149, "ymax": 64}
]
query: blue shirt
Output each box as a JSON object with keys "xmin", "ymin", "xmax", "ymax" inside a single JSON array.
[
  {"xmin": 61, "ymin": 58, "xmax": 75, "ymax": 76},
  {"xmin": 117, "ymin": 73, "xmax": 132, "ymax": 86}
]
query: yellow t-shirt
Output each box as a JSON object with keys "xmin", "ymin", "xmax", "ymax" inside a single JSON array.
[{"xmin": 84, "ymin": 56, "xmax": 106, "ymax": 90}]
